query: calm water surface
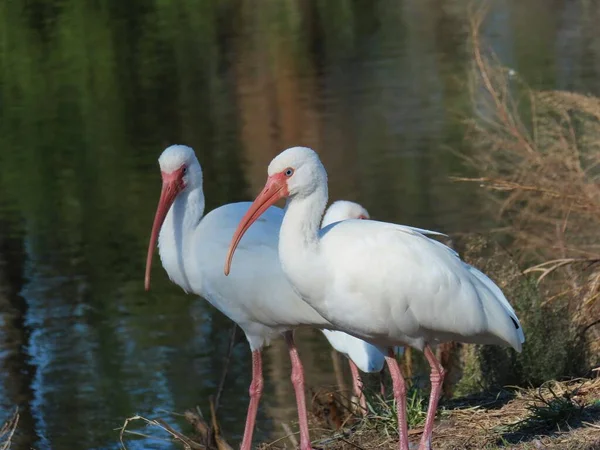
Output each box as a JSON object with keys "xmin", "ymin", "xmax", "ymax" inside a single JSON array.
[{"xmin": 1, "ymin": 1, "xmax": 600, "ymax": 448}]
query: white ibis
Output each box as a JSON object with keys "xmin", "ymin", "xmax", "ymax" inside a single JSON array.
[
  {"xmin": 224, "ymin": 146, "xmax": 525, "ymax": 450},
  {"xmin": 145, "ymin": 145, "xmax": 389, "ymax": 450}
]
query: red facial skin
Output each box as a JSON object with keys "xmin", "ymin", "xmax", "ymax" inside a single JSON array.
[{"xmin": 224, "ymin": 171, "xmax": 289, "ymax": 276}]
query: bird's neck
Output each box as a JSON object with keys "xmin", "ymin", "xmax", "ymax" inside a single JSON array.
[
  {"xmin": 158, "ymin": 187, "xmax": 205, "ymax": 292},
  {"xmin": 279, "ymin": 184, "xmax": 328, "ymax": 302}
]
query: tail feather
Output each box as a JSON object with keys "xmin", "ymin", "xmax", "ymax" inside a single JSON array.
[{"xmin": 468, "ymin": 264, "xmax": 525, "ymax": 351}]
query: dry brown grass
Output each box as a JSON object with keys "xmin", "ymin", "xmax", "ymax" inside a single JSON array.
[
  {"xmin": 113, "ymin": 376, "xmax": 600, "ymax": 450},
  {"xmin": 296, "ymin": 377, "xmax": 600, "ymax": 450},
  {"xmin": 457, "ymin": 8, "xmax": 600, "ymax": 352},
  {"xmin": 118, "ymin": 405, "xmax": 233, "ymax": 450},
  {"xmin": 432, "ymin": 377, "xmax": 600, "ymax": 450},
  {"xmin": 0, "ymin": 409, "xmax": 18, "ymax": 450}
]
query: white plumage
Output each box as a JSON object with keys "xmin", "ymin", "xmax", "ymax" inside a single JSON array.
[
  {"xmin": 320, "ymin": 200, "xmax": 388, "ymax": 373},
  {"xmin": 225, "ymin": 146, "xmax": 525, "ymax": 450},
  {"xmin": 319, "ymin": 200, "xmax": 390, "ymax": 413},
  {"xmin": 145, "ymin": 145, "xmax": 385, "ymax": 449},
  {"xmin": 311, "ymin": 219, "xmax": 524, "ymax": 351}
]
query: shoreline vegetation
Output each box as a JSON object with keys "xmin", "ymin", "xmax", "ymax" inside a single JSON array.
[
  {"xmin": 118, "ymin": 376, "xmax": 600, "ymax": 450},
  {"xmin": 5, "ymin": 375, "xmax": 598, "ymax": 449},
  {"xmin": 3, "ymin": 7, "xmax": 600, "ymax": 450}
]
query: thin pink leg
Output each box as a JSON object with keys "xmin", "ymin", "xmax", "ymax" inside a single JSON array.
[
  {"xmin": 284, "ymin": 331, "xmax": 313, "ymax": 450},
  {"xmin": 418, "ymin": 345, "xmax": 446, "ymax": 450},
  {"xmin": 240, "ymin": 350, "xmax": 263, "ymax": 450},
  {"xmin": 385, "ymin": 348, "xmax": 409, "ymax": 450},
  {"xmin": 348, "ymin": 359, "xmax": 367, "ymax": 415}
]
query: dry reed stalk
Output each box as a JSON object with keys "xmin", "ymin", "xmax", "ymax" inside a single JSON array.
[
  {"xmin": 0, "ymin": 408, "xmax": 18, "ymax": 450},
  {"xmin": 461, "ymin": 6, "xmax": 600, "ymax": 349}
]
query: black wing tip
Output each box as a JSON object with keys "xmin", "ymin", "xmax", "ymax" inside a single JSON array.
[{"xmin": 510, "ymin": 317, "xmax": 519, "ymax": 329}]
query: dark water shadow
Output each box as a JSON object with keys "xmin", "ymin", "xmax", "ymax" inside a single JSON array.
[{"xmin": 0, "ymin": 209, "xmax": 38, "ymax": 449}]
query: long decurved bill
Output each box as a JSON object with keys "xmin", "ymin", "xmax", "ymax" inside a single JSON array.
[
  {"xmin": 144, "ymin": 170, "xmax": 185, "ymax": 291},
  {"xmin": 224, "ymin": 174, "xmax": 287, "ymax": 275}
]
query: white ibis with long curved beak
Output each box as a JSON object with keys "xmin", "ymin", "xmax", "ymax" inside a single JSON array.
[
  {"xmin": 145, "ymin": 145, "xmax": 389, "ymax": 450},
  {"xmin": 224, "ymin": 147, "xmax": 525, "ymax": 450}
]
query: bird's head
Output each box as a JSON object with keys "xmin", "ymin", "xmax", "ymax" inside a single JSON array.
[
  {"xmin": 145, "ymin": 145, "xmax": 202, "ymax": 291},
  {"xmin": 157, "ymin": 144, "xmax": 203, "ymax": 193},
  {"xmin": 265, "ymin": 146, "xmax": 327, "ymax": 200},
  {"xmin": 321, "ymin": 200, "xmax": 370, "ymax": 228},
  {"xmin": 224, "ymin": 146, "xmax": 327, "ymax": 275}
]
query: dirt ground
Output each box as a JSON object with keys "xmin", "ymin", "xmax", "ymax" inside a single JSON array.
[{"xmin": 258, "ymin": 377, "xmax": 600, "ymax": 450}]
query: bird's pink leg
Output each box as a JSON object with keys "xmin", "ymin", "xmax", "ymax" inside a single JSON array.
[
  {"xmin": 348, "ymin": 359, "xmax": 367, "ymax": 415},
  {"xmin": 418, "ymin": 345, "xmax": 446, "ymax": 450},
  {"xmin": 284, "ymin": 331, "xmax": 313, "ymax": 450},
  {"xmin": 240, "ymin": 350, "xmax": 263, "ymax": 450},
  {"xmin": 385, "ymin": 348, "xmax": 409, "ymax": 450}
]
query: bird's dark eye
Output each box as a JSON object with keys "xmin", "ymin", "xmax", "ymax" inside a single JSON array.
[
  {"xmin": 284, "ymin": 168, "xmax": 294, "ymax": 177},
  {"xmin": 182, "ymin": 166, "xmax": 187, "ymax": 174}
]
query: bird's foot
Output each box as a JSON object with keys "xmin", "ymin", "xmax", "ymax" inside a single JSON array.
[
  {"xmin": 417, "ymin": 439, "xmax": 431, "ymax": 450},
  {"xmin": 399, "ymin": 440, "xmax": 420, "ymax": 450}
]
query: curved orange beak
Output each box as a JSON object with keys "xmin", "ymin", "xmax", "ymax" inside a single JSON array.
[
  {"xmin": 144, "ymin": 168, "xmax": 185, "ymax": 291},
  {"xmin": 224, "ymin": 173, "xmax": 288, "ymax": 275}
]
